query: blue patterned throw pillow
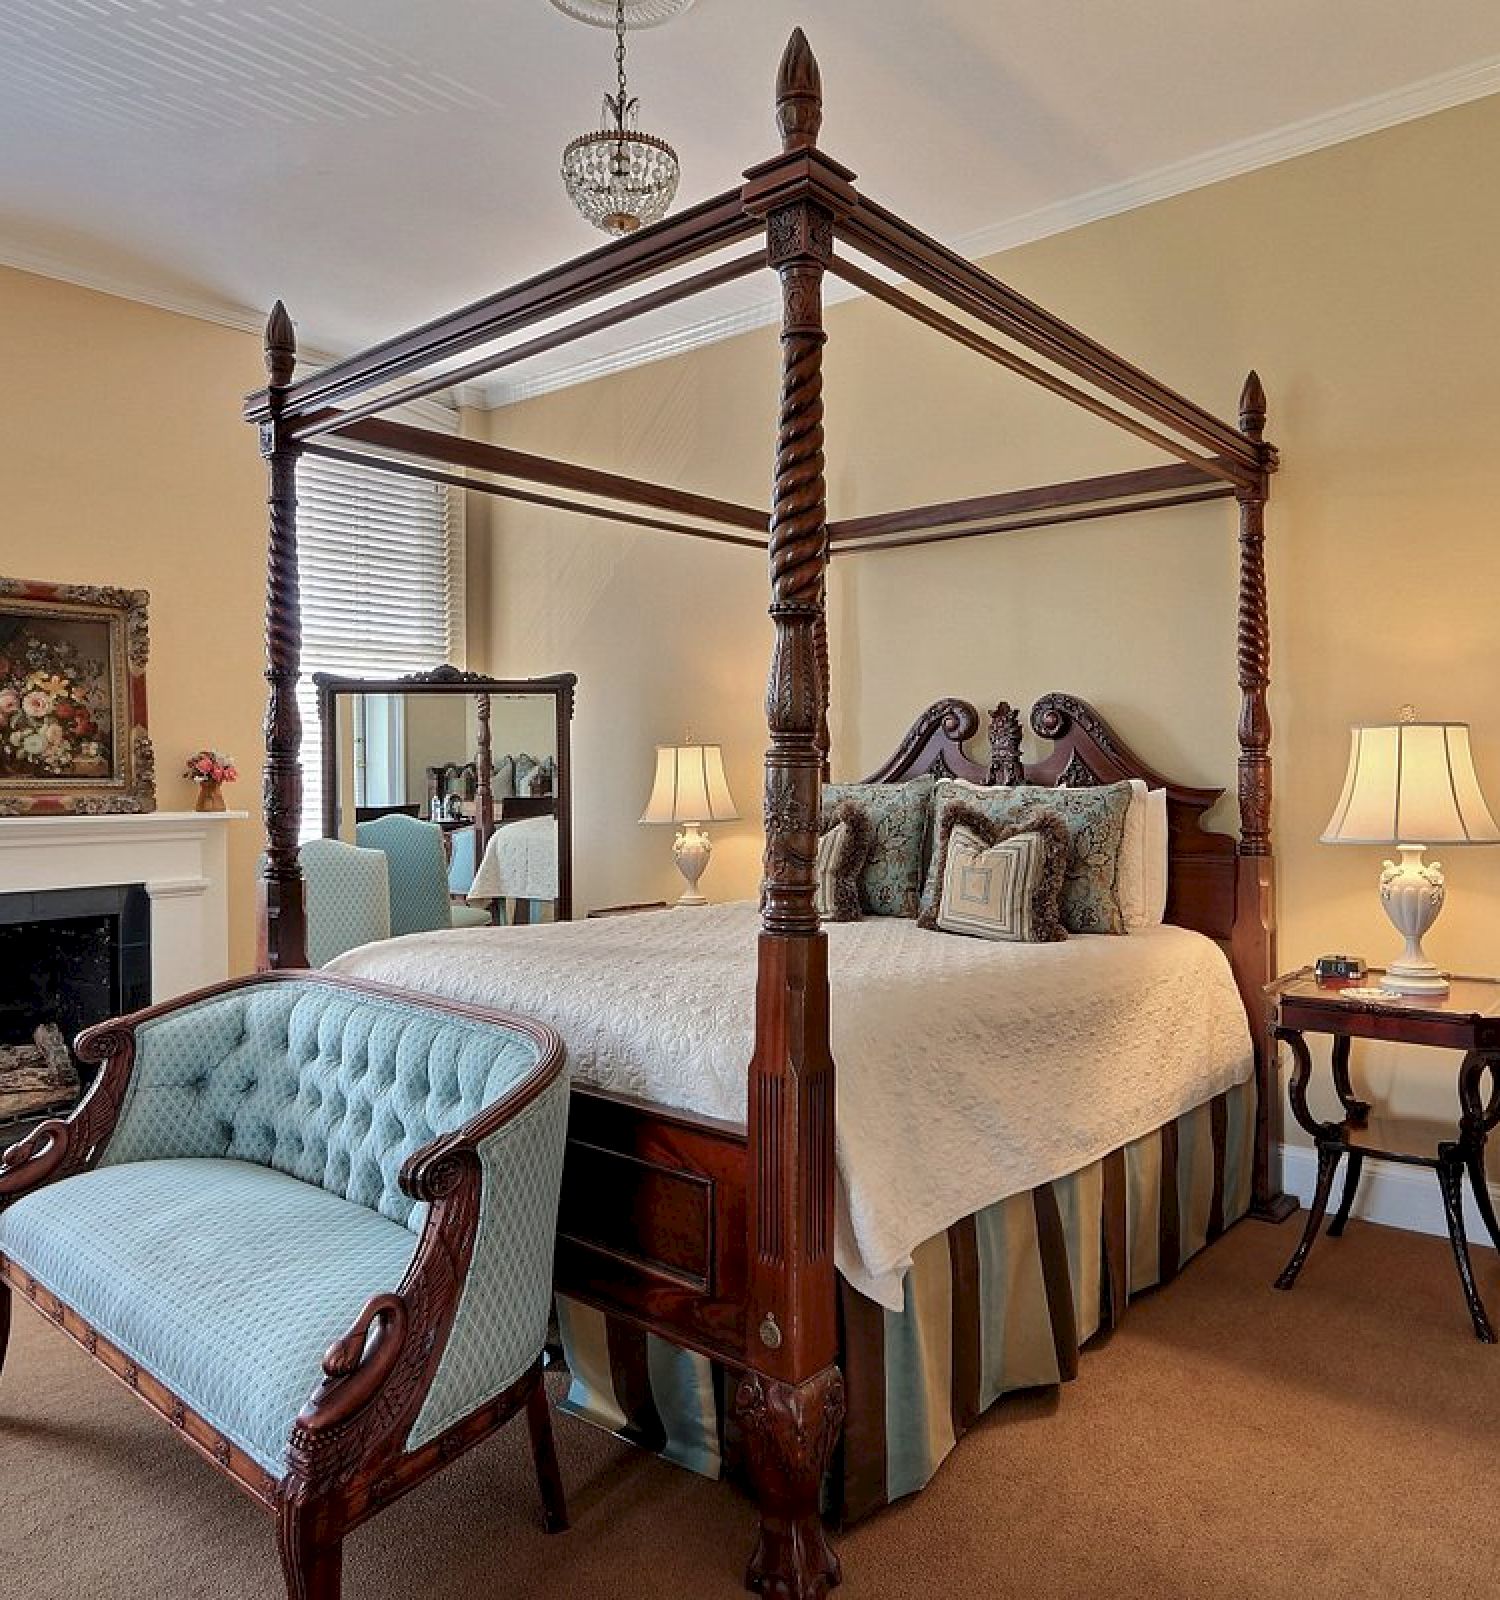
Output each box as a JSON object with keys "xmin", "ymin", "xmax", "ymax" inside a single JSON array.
[
  {"xmin": 820, "ymin": 776, "xmax": 934, "ymax": 917},
  {"xmin": 924, "ymin": 778, "xmax": 1133, "ymax": 934}
]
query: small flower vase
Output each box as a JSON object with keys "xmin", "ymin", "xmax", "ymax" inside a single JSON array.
[{"xmin": 195, "ymin": 778, "xmax": 226, "ymax": 813}]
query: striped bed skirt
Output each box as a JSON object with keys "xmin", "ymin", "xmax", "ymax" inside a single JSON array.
[{"xmin": 556, "ymin": 1074, "xmax": 1255, "ymax": 1525}]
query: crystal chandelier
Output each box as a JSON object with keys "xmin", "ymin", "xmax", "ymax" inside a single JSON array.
[{"xmin": 560, "ymin": 0, "xmax": 681, "ymax": 236}]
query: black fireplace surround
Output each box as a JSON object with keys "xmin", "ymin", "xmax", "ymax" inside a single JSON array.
[{"xmin": 0, "ymin": 885, "xmax": 151, "ymax": 1085}]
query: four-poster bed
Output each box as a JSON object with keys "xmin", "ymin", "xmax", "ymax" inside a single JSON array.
[{"xmin": 244, "ymin": 30, "xmax": 1287, "ymax": 1599}]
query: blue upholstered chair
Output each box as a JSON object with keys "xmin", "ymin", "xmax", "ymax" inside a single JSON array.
[
  {"xmin": 298, "ymin": 837, "xmax": 391, "ymax": 966},
  {"xmin": 354, "ymin": 814, "xmax": 490, "ymax": 935},
  {"xmin": 0, "ymin": 973, "xmax": 569, "ymax": 1600},
  {"xmin": 447, "ymin": 824, "xmax": 479, "ymax": 898}
]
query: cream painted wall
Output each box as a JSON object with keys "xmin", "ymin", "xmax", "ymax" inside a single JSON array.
[
  {"xmin": 1, "ymin": 266, "xmax": 267, "ymax": 973},
  {"xmin": 829, "ymin": 94, "xmax": 1500, "ymax": 1147},
  {"xmin": 473, "ymin": 353, "xmax": 780, "ymax": 913},
  {"xmin": 475, "ymin": 94, "xmax": 1500, "ymax": 1146}
]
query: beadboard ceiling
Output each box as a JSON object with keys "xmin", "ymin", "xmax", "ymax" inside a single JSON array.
[{"xmin": 3, "ymin": 0, "xmax": 1498, "ymax": 407}]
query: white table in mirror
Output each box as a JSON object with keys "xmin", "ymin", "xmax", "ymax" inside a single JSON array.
[{"xmin": 313, "ymin": 668, "xmax": 575, "ymax": 946}]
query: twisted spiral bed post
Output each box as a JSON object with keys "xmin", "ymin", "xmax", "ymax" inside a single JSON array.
[
  {"xmin": 733, "ymin": 28, "xmax": 853, "ymax": 1600},
  {"xmin": 1235, "ymin": 369, "xmax": 1272, "ymax": 861},
  {"xmin": 1233, "ymin": 368, "xmax": 1292, "ymax": 1222},
  {"xmin": 258, "ymin": 302, "xmax": 309, "ymax": 970}
]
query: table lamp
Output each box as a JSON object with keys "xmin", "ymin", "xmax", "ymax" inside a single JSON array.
[
  {"xmin": 640, "ymin": 742, "xmax": 740, "ymax": 906},
  {"xmin": 1321, "ymin": 709, "xmax": 1500, "ymax": 995}
]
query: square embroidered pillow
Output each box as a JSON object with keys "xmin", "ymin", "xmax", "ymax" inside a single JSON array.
[
  {"xmin": 918, "ymin": 802, "xmax": 1069, "ymax": 942},
  {"xmin": 925, "ymin": 778, "xmax": 1134, "ymax": 934},
  {"xmin": 815, "ymin": 800, "xmax": 875, "ymax": 922},
  {"xmin": 820, "ymin": 775, "xmax": 934, "ymax": 918}
]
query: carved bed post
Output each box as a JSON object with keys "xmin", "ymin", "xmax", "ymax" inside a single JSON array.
[
  {"xmin": 813, "ymin": 607, "xmax": 831, "ymax": 783},
  {"xmin": 735, "ymin": 31, "xmax": 856, "ymax": 1599},
  {"xmin": 258, "ymin": 302, "xmax": 309, "ymax": 971},
  {"xmin": 1234, "ymin": 370, "xmax": 1292, "ymax": 1220},
  {"xmin": 474, "ymin": 692, "xmax": 494, "ymax": 858}
]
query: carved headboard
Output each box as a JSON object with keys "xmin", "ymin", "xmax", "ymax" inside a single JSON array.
[{"xmin": 860, "ymin": 693, "xmax": 1240, "ymax": 945}]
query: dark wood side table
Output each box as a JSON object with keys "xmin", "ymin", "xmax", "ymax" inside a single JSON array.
[{"xmin": 1269, "ymin": 968, "xmax": 1500, "ymax": 1341}]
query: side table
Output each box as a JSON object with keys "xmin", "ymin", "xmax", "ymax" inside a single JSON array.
[{"xmin": 1268, "ymin": 967, "xmax": 1500, "ymax": 1341}]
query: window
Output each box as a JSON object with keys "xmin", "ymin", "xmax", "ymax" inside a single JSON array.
[{"xmin": 295, "ymin": 405, "xmax": 464, "ymax": 838}]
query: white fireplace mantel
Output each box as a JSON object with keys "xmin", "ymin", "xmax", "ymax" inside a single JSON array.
[{"xmin": 0, "ymin": 811, "xmax": 248, "ymax": 1003}]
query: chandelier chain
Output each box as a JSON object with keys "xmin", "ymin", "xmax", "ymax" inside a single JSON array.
[{"xmin": 615, "ymin": 0, "xmax": 628, "ymax": 126}]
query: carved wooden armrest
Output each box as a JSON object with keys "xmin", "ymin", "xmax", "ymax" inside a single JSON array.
[
  {"xmin": 286, "ymin": 1157, "xmax": 484, "ymax": 1492},
  {"xmin": 0, "ymin": 1019, "xmax": 141, "ymax": 1202},
  {"xmin": 296, "ymin": 1294, "xmax": 411, "ymax": 1439}
]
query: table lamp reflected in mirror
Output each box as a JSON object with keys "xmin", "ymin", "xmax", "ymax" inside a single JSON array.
[
  {"xmin": 1321, "ymin": 708, "xmax": 1500, "ymax": 995},
  {"xmin": 640, "ymin": 742, "xmax": 740, "ymax": 906}
]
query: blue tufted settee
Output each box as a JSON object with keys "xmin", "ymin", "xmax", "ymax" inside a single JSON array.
[{"xmin": 0, "ymin": 972, "xmax": 569, "ymax": 1600}]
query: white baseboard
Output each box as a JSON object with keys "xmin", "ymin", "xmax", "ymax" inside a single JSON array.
[{"xmin": 1279, "ymin": 1142, "xmax": 1499, "ymax": 1244}]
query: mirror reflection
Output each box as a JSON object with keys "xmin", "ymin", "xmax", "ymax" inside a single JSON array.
[{"xmin": 314, "ymin": 670, "xmax": 574, "ymax": 931}]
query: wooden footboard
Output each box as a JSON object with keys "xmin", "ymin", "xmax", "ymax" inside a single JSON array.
[{"xmin": 554, "ymin": 1086, "xmax": 749, "ymax": 1367}]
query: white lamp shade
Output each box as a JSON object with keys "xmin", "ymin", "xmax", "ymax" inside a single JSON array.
[
  {"xmin": 1321, "ymin": 722, "xmax": 1500, "ymax": 845},
  {"xmin": 640, "ymin": 744, "xmax": 740, "ymax": 825}
]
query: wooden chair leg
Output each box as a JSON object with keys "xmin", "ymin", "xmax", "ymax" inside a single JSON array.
[
  {"xmin": 278, "ymin": 1500, "xmax": 343, "ymax": 1600},
  {"xmin": 524, "ymin": 1368, "xmax": 569, "ymax": 1533},
  {"xmin": 0, "ymin": 1278, "xmax": 10, "ymax": 1381}
]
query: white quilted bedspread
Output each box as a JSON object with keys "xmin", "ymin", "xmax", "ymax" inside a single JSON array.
[
  {"xmin": 467, "ymin": 816, "xmax": 558, "ymax": 902},
  {"xmin": 329, "ymin": 904, "xmax": 1251, "ymax": 1309}
]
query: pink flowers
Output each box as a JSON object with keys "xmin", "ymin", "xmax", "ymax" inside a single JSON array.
[{"xmin": 183, "ymin": 749, "xmax": 238, "ymax": 785}]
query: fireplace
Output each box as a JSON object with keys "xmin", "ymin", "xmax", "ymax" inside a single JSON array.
[{"xmin": 0, "ymin": 885, "xmax": 151, "ymax": 1127}]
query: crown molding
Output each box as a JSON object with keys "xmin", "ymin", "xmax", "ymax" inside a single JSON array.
[
  {"xmin": 951, "ymin": 52, "xmax": 1500, "ymax": 264},
  {"xmin": 475, "ymin": 53, "xmax": 1500, "ymax": 408},
  {"xmin": 4, "ymin": 52, "xmax": 1496, "ymax": 414},
  {"xmin": 0, "ymin": 243, "xmax": 482, "ymax": 407}
]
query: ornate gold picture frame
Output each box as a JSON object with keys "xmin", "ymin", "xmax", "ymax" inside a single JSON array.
[{"xmin": 0, "ymin": 578, "xmax": 155, "ymax": 815}]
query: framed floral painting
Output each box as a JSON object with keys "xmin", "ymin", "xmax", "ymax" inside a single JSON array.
[{"xmin": 0, "ymin": 579, "xmax": 155, "ymax": 815}]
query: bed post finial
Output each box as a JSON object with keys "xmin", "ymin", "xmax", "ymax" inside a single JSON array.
[
  {"xmin": 265, "ymin": 300, "xmax": 296, "ymax": 385},
  {"xmin": 776, "ymin": 29, "xmax": 822, "ymax": 152},
  {"xmin": 257, "ymin": 301, "xmax": 309, "ymax": 971},
  {"xmin": 1239, "ymin": 369, "xmax": 1267, "ymax": 441}
]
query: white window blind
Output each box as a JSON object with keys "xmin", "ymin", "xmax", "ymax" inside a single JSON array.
[{"xmin": 295, "ymin": 408, "xmax": 465, "ymax": 839}]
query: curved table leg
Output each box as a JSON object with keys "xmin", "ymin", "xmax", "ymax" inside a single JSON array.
[
  {"xmin": 1465, "ymin": 1150, "xmax": 1500, "ymax": 1256},
  {"xmin": 1437, "ymin": 1146, "xmax": 1496, "ymax": 1343},
  {"xmin": 1327, "ymin": 1149, "xmax": 1364, "ymax": 1238},
  {"xmin": 1275, "ymin": 1143, "xmax": 1342, "ymax": 1290},
  {"xmin": 1457, "ymin": 1052, "xmax": 1500, "ymax": 1255},
  {"xmin": 1330, "ymin": 1036, "xmax": 1371, "ymax": 1126}
]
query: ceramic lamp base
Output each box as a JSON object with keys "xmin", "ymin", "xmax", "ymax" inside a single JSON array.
[
  {"xmin": 1379, "ymin": 844, "xmax": 1449, "ymax": 996},
  {"xmin": 672, "ymin": 822, "xmax": 713, "ymax": 907}
]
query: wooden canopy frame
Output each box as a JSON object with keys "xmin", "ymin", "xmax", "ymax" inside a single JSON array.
[{"xmin": 245, "ymin": 31, "xmax": 1285, "ymax": 1599}]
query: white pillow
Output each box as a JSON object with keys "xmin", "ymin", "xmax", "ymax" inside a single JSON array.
[
  {"xmin": 1119, "ymin": 779, "xmax": 1170, "ymax": 931},
  {"xmin": 1143, "ymin": 784, "xmax": 1168, "ymax": 926}
]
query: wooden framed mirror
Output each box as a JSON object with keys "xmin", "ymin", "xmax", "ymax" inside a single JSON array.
[{"xmin": 313, "ymin": 666, "xmax": 576, "ymax": 924}]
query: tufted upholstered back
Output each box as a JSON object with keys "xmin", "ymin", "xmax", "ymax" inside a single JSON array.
[{"xmin": 103, "ymin": 981, "xmax": 547, "ymax": 1231}]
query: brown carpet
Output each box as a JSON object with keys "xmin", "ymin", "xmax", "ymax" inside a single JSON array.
[{"xmin": 3, "ymin": 1218, "xmax": 1498, "ymax": 1600}]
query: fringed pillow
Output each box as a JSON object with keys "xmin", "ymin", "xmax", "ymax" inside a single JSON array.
[
  {"xmin": 923, "ymin": 778, "xmax": 1133, "ymax": 934},
  {"xmin": 815, "ymin": 800, "xmax": 875, "ymax": 922},
  {"xmin": 819, "ymin": 775, "xmax": 934, "ymax": 917},
  {"xmin": 918, "ymin": 801, "xmax": 1070, "ymax": 943}
]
